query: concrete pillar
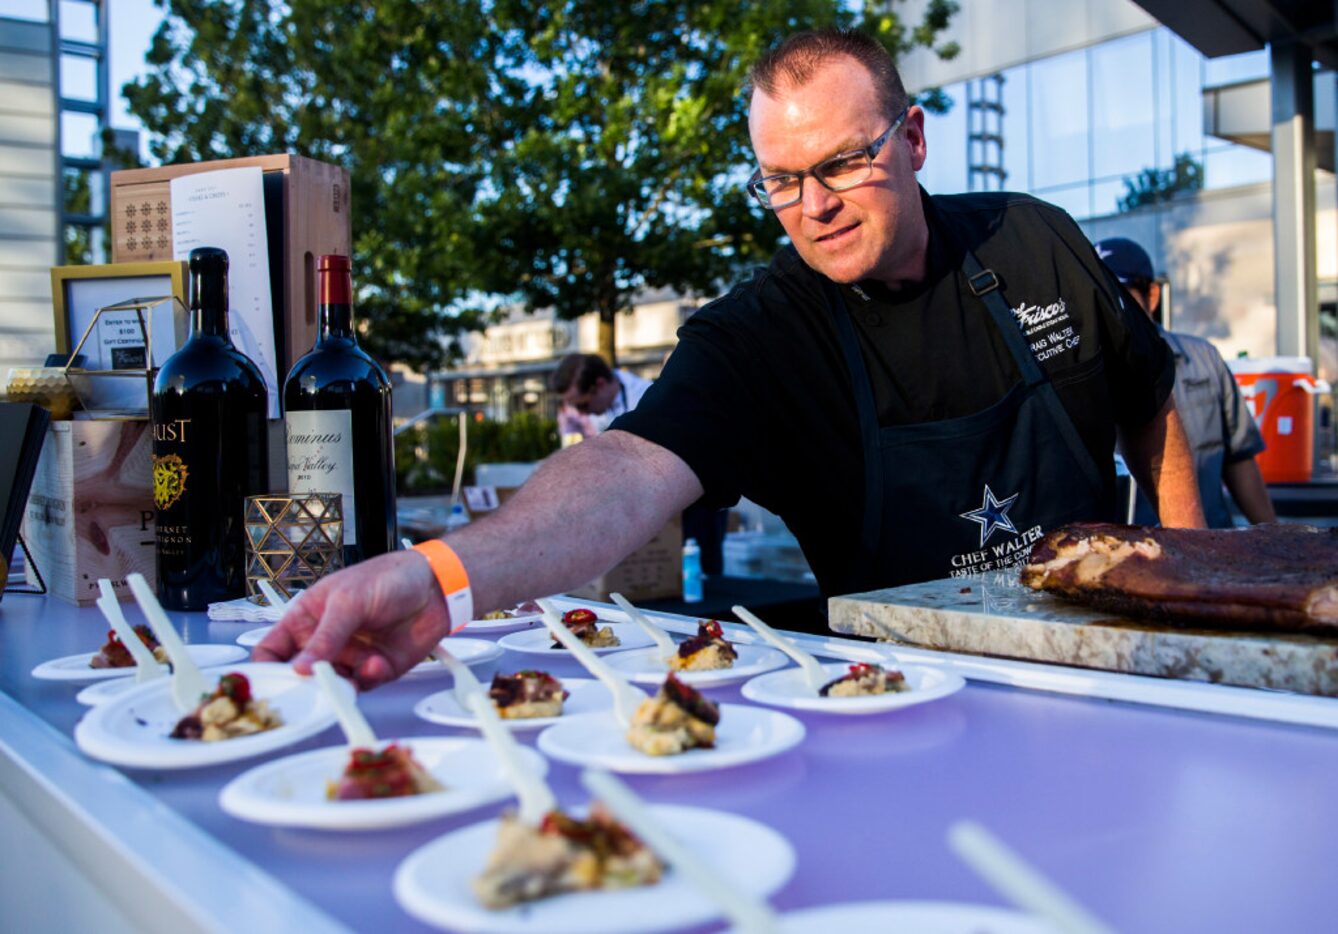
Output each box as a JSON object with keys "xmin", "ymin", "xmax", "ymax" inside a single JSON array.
[{"xmin": 1270, "ymin": 40, "xmax": 1319, "ymax": 368}]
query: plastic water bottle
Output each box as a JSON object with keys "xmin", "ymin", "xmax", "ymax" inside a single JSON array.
[
  {"xmin": 443, "ymin": 501, "xmax": 470, "ymax": 532},
  {"xmin": 682, "ymin": 538, "xmax": 703, "ymax": 603}
]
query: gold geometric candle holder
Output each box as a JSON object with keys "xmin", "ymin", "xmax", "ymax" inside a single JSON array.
[{"xmin": 244, "ymin": 493, "xmax": 344, "ymax": 602}]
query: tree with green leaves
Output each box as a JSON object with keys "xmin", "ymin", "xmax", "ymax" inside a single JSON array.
[
  {"xmin": 125, "ymin": 1, "xmax": 958, "ymax": 369},
  {"xmin": 1118, "ymin": 152, "xmax": 1205, "ymax": 214}
]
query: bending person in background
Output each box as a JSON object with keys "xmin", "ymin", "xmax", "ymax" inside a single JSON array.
[
  {"xmin": 1095, "ymin": 237, "xmax": 1275, "ymax": 528},
  {"xmin": 257, "ymin": 29, "xmax": 1203, "ymax": 689},
  {"xmin": 551, "ymin": 353, "xmax": 653, "ymax": 433}
]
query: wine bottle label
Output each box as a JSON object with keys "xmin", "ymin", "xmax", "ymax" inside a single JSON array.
[{"xmin": 286, "ymin": 409, "xmax": 357, "ymax": 544}]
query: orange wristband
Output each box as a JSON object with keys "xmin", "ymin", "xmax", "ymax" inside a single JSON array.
[{"xmin": 412, "ymin": 540, "xmax": 473, "ymax": 633}]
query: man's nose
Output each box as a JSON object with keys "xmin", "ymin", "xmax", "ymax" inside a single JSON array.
[{"xmin": 800, "ymin": 176, "xmax": 841, "ymax": 219}]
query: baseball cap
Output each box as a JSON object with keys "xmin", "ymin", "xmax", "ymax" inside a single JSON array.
[{"xmin": 1094, "ymin": 237, "xmax": 1155, "ymax": 284}]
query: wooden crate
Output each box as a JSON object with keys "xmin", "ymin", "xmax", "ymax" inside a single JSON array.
[
  {"xmin": 20, "ymin": 418, "xmax": 157, "ymax": 605},
  {"xmin": 109, "ymin": 154, "xmax": 352, "ymax": 379},
  {"xmin": 569, "ymin": 515, "xmax": 683, "ymax": 603}
]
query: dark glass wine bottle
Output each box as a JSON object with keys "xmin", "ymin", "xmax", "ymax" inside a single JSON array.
[
  {"xmin": 152, "ymin": 246, "xmax": 270, "ymax": 610},
  {"xmin": 283, "ymin": 254, "xmax": 396, "ymax": 564}
]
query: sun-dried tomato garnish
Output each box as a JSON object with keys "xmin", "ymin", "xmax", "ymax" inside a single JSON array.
[
  {"xmin": 217, "ymin": 672, "xmax": 251, "ymax": 706},
  {"xmin": 661, "ymin": 672, "xmax": 720, "ymax": 725},
  {"xmin": 701, "ymin": 619, "xmax": 724, "ymax": 640},
  {"xmin": 562, "ymin": 608, "xmax": 598, "ymax": 627}
]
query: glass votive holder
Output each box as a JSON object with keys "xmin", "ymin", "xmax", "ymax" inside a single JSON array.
[{"xmin": 244, "ymin": 492, "xmax": 344, "ymax": 602}]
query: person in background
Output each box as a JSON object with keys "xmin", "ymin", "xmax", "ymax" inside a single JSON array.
[
  {"xmin": 257, "ymin": 29, "xmax": 1203, "ymax": 689},
  {"xmin": 551, "ymin": 353, "xmax": 653, "ymax": 433},
  {"xmin": 1095, "ymin": 237, "xmax": 1276, "ymax": 528}
]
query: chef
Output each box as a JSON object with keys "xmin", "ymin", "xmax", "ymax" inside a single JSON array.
[{"xmin": 257, "ymin": 28, "xmax": 1204, "ymax": 688}]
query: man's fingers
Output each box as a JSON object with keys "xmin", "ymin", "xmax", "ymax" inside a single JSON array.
[{"xmin": 291, "ymin": 585, "xmax": 375, "ymax": 673}]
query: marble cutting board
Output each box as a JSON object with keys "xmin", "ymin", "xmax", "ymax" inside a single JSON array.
[{"xmin": 828, "ymin": 575, "xmax": 1338, "ymax": 697}]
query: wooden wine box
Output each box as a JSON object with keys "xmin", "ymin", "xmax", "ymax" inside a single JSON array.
[
  {"xmin": 569, "ymin": 514, "xmax": 683, "ymax": 603},
  {"xmin": 20, "ymin": 418, "xmax": 157, "ymax": 605},
  {"xmin": 109, "ymin": 153, "xmax": 352, "ymax": 378}
]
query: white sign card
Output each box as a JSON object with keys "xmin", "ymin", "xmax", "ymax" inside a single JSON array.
[
  {"xmin": 463, "ymin": 486, "xmax": 499, "ymax": 512},
  {"xmin": 64, "ymin": 276, "xmax": 180, "ymax": 411},
  {"xmin": 170, "ymin": 167, "xmax": 280, "ymax": 417}
]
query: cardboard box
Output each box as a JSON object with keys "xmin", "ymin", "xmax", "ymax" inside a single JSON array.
[
  {"xmin": 21, "ymin": 418, "xmax": 157, "ymax": 605},
  {"xmin": 569, "ymin": 515, "xmax": 683, "ymax": 603},
  {"xmin": 109, "ymin": 154, "xmax": 352, "ymax": 379}
]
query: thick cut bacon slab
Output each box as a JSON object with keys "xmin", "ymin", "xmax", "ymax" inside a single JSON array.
[{"xmin": 1021, "ymin": 523, "xmax": 1338, "ymax": 633}]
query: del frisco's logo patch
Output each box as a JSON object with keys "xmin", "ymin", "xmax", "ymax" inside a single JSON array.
[
  {"xmin": 1012, "ymin": 296, "xmax": 1079, "ymax": 363},
  {"xmin": 152, "ymin": 454, "xmax": 188, "ymax": 510}
]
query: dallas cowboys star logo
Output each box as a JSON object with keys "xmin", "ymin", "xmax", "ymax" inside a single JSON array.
[{"xmin": 959, "ymin": 485, "xmax": 1020, "ymax": 548}]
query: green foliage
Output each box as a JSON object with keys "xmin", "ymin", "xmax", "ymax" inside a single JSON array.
[
  {"xmin": 396, "ymin": 411, "xmax": 560, "ymax": 493},
  {"xmin": 1118, "ymin": 152, "xmax": 1205, "ymax": 213},
  {"xmin": 124, "ymin": 0, "xmax": 958, "ymax": 371}
]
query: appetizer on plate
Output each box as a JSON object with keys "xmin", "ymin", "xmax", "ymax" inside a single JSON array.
[
  {"xmin": 170, "ymin": 671, "xmax": 284, "ymax": 741},
  {"xmin": 326, "ymin": 743, "xmax": 444, "ymax": 800},
  {"xmin": 473, "ymin": 804, "xmax": 663, "ymax": 909},
  {"xmin": 489, "ymin": 670, "xmax": 568, "ymax": 720},
  {"xmin": 668, "ymin": 620, "xmax": 738, "ymax": 672},
  {"xmin": 626, "ymin": 673, "xmax": 720, "ymax": 756},
  {"xmin": 90, "ymin": 625, "xmax": 169, "ymax": 669},
  {"xmin": 819, "ymin": 662, "xmax": 908, "ymax": 698},
  {"xmin": 551, "ymin": 608, "xmax": 620, "ymax": 649}
]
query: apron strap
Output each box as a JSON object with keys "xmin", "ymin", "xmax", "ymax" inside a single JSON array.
[
  {"xmin": 959, "ymin": 249, "xmax": 1107, "ymax": 497},
  {"xmin": 821, "ymin": 279, "xmax": 885, "ymax": 567}
]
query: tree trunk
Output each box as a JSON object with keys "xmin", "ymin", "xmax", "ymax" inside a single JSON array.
[{"xmin": 597, "ymin": 308, "xmax": 616, "ymax": 366}]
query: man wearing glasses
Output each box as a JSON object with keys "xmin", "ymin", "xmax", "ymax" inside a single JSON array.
[{"xmin": 258, "ymin": 28, "xmax": 1204, "ymax": 688}]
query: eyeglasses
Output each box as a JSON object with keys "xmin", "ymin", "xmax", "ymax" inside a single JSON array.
[{"xmin": 747, "ymin": 107, "xmax": 909, "ymax": 210}]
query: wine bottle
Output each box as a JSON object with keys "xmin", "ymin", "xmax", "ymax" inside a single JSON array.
[
  {"xmin": 283, "ymin": 254, "xmax": 396, "ymax": 564},
  {"xmin": 152, "ymin": 246, "xmax": 270, "ymax": 610}
]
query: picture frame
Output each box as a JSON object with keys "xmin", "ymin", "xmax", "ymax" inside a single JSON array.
[
  {"xmin": 50, "ymin": 261, "xmax": 189, "ymax": 414},
  {"xmin": 50, "ymin": 261, "xmax": 189, "ymax": 365}
]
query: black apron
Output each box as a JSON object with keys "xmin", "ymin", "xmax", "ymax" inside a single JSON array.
[{"xmin": 826, "ymin": 249, "xmax": 1113, "ymax": 592}]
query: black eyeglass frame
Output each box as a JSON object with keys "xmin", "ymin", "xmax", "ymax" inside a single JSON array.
[{"xmin": 746, "ymin": 106, "xmax": 910, "ymax": 210}]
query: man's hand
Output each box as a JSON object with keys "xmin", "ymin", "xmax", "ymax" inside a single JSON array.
[{"xmin": 252, "ymin": 550, "xmax": 449, "ymax": 690}]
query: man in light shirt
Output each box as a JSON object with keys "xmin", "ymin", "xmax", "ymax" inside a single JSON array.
[{"xmin": 552, "ymin": 353, "xmax": 654, "ymax": 433}]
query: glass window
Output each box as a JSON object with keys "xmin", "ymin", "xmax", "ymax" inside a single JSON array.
[
  {"xmin": 1090, "ymin": 33, "xmax": 1156, "ymax": 182},
  {"xmin": 1000, "ymin": 63, "xmax": 1030, "ymax": 191},
  {"xmin": 919, "ymin": 82, "xmax": 967, "ymax": 195},
  {"xmin": 0, "ymin": 0, "xmax": 48, "ymax": 22},
  {"xmin": 59, "ymin": 0, "xmax": 98, "ymax": 42},
  {"xmin": 60, "ymin": 111, "xmax": 101, "ymax": 158},
  {"xmin": 1029, "ymin": 49, "xmax": 1089, "ymax": 190},
  {"xmin": 1032, "ymin": 183, "xmax": 1090, "ymax": 220},
  {"xmin": 60, "ymin": 53, "xmax": 98, "ymax": 102},
  {"xmin": 1091, "ymin": 178, "xmax": 1127, "ymax": 218},
  {"xmin": 1204, "ymin": 49, "xmax": 1269, "ymax": 87},
  {"xmin": 1169, "ymin": 33, "xmax": 1206, "ymax": 159},
  {"xmin": 1204, "ymin": 144, "xmax": 1271, "ymax": 190}
]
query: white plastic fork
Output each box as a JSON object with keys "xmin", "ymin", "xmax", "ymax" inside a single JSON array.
[
  {"xmin": 126, "ymin": 572, "xmax": 209, "ymax": 713},
  {"xmin": 609, "ymin": 591, "xmax": 678, "ymax": 660},
  {"xmin": 536, "ymin": 598, "xmax": 647, "ymax": 728},
  {"xmin": 732, "ymin": 604, "xmax": 829, "ymax": 695},
  {"xmin": 311, "ymin": 661, "xmax": 378, "ymax": 748},
  {"xmin": 255, "ymin": 578, "xmax": 288, "ymax": 610},
  {"xmin": 95, "ymin": 579, "xmax": 166, "ymax": 685},
  {"xmin": 433, "ymin": 646, "xmax": 556, "ymax": 825},
  {"xmin": 582, "ymin": 769, "xmax": 781, "ymax": 933}
]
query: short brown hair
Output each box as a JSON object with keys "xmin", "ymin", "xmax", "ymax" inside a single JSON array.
[
  {"xmin": 551, "ymin": 353, "xmax": 613, "ymax": 394},
  {"xmin": 747, "ymin": 28, "xmax": 908, "ymax": 121}
]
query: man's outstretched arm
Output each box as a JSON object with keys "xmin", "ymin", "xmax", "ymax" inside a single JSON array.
[
  {"xmin": 1118, "ymin": 396, "xmax": 1207, "ymax": 528},
  {"xmin": 253, "ymin": 429, "xmax": 703, "ymax": 688}
]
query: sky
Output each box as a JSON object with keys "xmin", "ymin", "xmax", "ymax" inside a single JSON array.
[{"xmin": 108, "ymin": 0, "xmax": 167, "ymax": 153}]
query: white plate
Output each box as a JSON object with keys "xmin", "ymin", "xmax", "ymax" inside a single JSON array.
[
  {"xmin": 734, "ymin": 901, "xmax": 1058, "ymax": 933},
  {"xmin": 404, "ymin": 638, "xmax": 505, "ymax": 680},
  {"xmin": 601, "ymin": 644, "xmax": 789, "ymax": 688},
  {"xmin": 75, "ymin": 658, "xmax": 247, "ymax": 706},
  {"xmin": 496, "ymin": 623, "xmax": 655, "ymax": 657},
  {"xmin": 218, "ymin": 736, "xmax": 549, "ymax": 830},
  {"xmin": 739, "ymin": 662, "xmax": 965, "ymax": 715},
  {"xmin": 32, "ymin": 643, "xmax": 249, "ymax": 683},
  {"xmin": 415, "ymin": 678, "xmax": 614, "ymax": 732},
  {"xmin": 394, "ymin": 804, "xmax": 796, "ymax": 934},
  {"xmin": 236, "ymin": 625, "xmax": 272, "ymax": 648},
  {"xmin": 537, "ymin": 704, "xmax": 805, "ymax": 774},
  {"xmin": 73, "ymin": 662, "xmax": 345, "ymax": 769},
  {"xmin": 462, "ymin": 612, "xmax": 544, "ymax": 634}
]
